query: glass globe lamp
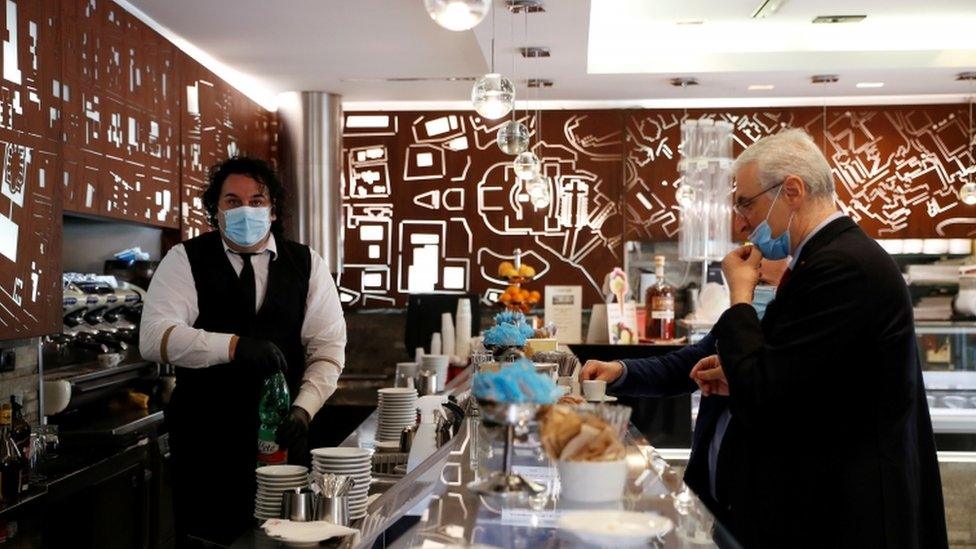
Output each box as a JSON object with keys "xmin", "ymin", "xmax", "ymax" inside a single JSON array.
[
  {"xmin": 513, "ymin": 151, "xmax": 541, "ymax": 181},
  {"xmin": 423, "ymin": 0, "xmax": 490, "ymax": 31},
  {"xmin": 496, "ymin": 120, "xmax": 530, "ymax": 154},
  {"xmin": 962, "ymin": 182, "xmax": 976, "ymax": 205},
  {"xmin": 472, "ymin": 73, "xmax": 515, "ymax": 120},
  {"xmin": 675, "ymin": 184, "xmax": 697, "ymax": 207},
  {"xmin": 525, "ymin": 176, "xmax": 551, "ymax": 210}
]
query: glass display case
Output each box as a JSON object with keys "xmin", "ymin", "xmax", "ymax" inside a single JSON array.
[{"xmin": 916, "ymin": 322, "xmax": 976, "ymax": 450}]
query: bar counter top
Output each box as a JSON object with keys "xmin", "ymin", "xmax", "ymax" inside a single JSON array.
[{"xmin": 233, "ymin": 369, "xmax": 737, "ymax": 548}]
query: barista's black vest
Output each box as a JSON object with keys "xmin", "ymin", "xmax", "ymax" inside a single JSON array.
[{"xmin": 180, "ymin": 229, "xmax": 311, "ymax": 396}]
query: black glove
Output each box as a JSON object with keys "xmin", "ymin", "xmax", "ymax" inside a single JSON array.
[
  {"xmin": 276, "ymin": 406, "xmax": 310, "ymax": 448},
  {"xmin": 234, "ymin": 337, "xmax": 288, "ymax": 379}
]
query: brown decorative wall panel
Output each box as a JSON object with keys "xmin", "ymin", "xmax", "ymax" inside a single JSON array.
[
  {"xmin": 178, "ymin": 51, "xmax": 275, "ymax": 240},
  {"xmin": 0, "ymin": 0, "xmax": 62, "ymax": 337},
  {"xmin": 624, "ymin": 105, "xmax": 976, "ymax": 241},
  {"xmin": 344, "ymin": 104, "xmax": 975, "ymax": 308},
  {"xmin": 61, "ymin": 0, "xmax": 179, "ymax": 227},
  {"xmin": 341, "ymin": 111, "xmax": 625, "ymax": 308}
]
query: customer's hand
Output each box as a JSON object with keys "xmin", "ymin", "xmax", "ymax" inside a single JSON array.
[
  {"xmin": 580, "ymin": 360, "xmax": 624, "ymax": 383},
  {"xmin": 233, "ymin": 336, "xmax": 288, "ymax": 379},
  {"xmin": 722, "ymin": 244, "xmax": 763, "ymax": 305},
  {"xmin": 276, "ymin": 406, "xmax": 311, "ymax": 448},
  {"xmin": 690, "ymin": 354, "xmax": 729, "ymax": 396}
]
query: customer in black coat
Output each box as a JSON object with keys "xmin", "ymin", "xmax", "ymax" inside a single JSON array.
[
  {"xmin": 695, "ymin": 129, "xmax": 947, "ymax": 548},
  {"xmin": 580, "ymin": 260, "xmax": 786, "ymax": 528}
]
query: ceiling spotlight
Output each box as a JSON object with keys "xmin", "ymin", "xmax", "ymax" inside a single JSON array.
[
  {"xmin": 811, "ymin": 74, "xmax": 839, "ymax": 84},
  {"xmin": 748, "ymin": 84, "xmax": 775, "ymax": 91},
  {"xmin": 812, "ymin": 15, "xmax": 866, "ymax": 24},
  {"xmin": 505, "ymin": 0, "xmax": 545, "ymax": 13},
  {"xmin": 958, "ymin": 72, "xmax": 976, "ymax": 81},
  {"xmin": 471, "ymin": 73, "xmax": 515, "ymax": 119},
  {"xmin": 670, "ymin": 77, "xmax": 699, "ymax": 87},
  {"xmin": 423, "ymin": 0, "xmax": 491, "ymax": 31},
  {"xmin": 856, "ymin": 82, "xmax": 884, "ymax": 89},
  {"xmin": 519, "ymin": 47, "xmax": 550, "ymax": 58},
  {"xmin": 961, "ymin": 182, "xmax": 976, "ymax": 205}
]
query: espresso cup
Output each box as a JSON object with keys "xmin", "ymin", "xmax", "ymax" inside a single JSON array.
[{"xmin": 581, "ymin": 380, "xmax": 607, "ymax": 401}]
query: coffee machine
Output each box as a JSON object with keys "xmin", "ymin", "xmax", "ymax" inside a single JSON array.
[{"xmin": 48, "ymin": 274, "xmax": 147, "ymax": 366}]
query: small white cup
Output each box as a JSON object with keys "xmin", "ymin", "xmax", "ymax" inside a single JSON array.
[
  {"xmin": 557, "ymin": 459, "xmax": 627, "ymax": 502},
  {"xmin": 581, "ymin": 380, "xmax": 607, "ymax": 401}
]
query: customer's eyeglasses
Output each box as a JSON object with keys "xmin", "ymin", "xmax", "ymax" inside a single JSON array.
[{"xmin": 732, "ymin": 181, "xmax": 784, "ymax": 217}]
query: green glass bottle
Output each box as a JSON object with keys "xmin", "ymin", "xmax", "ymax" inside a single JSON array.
[{"xmin": 257, "ymin": 372, "xmax": 290, "ymax": 467}]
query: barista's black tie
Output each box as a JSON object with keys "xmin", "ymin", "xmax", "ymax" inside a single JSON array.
[{"xmin": 238, "ymin": 253, "xmax": 256, "ymax": 320}]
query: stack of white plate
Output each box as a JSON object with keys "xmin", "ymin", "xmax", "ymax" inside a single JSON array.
[
  {"xmin": 311, "ymin": 447, "xmax": 373, "ymax": 519},
  {"xmin": 377, "ymin": 388, "xmax": 418, "ymax": 442},
  {"xmin": 255, "ymin": 465, "xmax": 309, "ymax": 520}
]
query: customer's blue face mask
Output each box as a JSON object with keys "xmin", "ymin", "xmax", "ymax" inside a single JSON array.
[
  {"xmin": 752, "ymin": 285, "xmax": 776, "ymax": 319},
  {"xmin": 747, "ymin": 185, "xmax": 794, "ymax": 260},
  {"xmin": 220, "ymin": 206, "xmax": 271, "ymax": 248}
]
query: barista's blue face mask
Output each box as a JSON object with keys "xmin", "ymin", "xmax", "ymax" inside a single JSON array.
[
  {"xmin": 220, "ymin": 206, "xmax": 271, "ymax": 248},
  {"xmin": 747, "ymin": 185, "xmax": 794, "ymax": 260},
  {"xmin": 752, "ymin": 285, "xmax": 776, "ymax": 319}
]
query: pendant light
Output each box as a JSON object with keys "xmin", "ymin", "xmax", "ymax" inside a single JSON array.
[
  {"xmin": 424, "ymin": 0, "xmax": 490, "ymax": 31},
  {"xmin": 961, "ymin": 74, "xmax": 976, "ymax": 205},
  {"xmin": 496, "ymin": 9, "xmax": 529, "ymax": 154},
  {"xmin": 520, "ymin": 93, "xmax": 549, "ymax": 211},
  {"xmin": 497, "ymin": 121, "xmax": 530, "ymax": 154},
  {"xmin": 471, "ymin": 1, "xmax": 515, "ymax": 119},
  {"xmin": 513, "ymin": 151, "xmax": 541, "ymax": 180}
]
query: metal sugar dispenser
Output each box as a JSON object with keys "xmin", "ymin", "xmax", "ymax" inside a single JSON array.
[
  {"xmin": 313, "ymin": 473, "xmax": 355, "ymax": 526},
  {"xmin": 467, "ymin": 400, "xmax": 544, "ymax": 500}
]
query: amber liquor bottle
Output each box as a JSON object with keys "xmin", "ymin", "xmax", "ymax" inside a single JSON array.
[
  {"xmin": 644, "ymin": 255, "xmax": 676, "ymax": 340},
  {"xmin": 0, "ymin": 404, "xmax": 24, "ymax": 502}
]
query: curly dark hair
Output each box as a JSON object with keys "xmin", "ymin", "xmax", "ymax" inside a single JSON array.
[{"xmin": 202, "ymin": 156, "xmax": 286, "ymax": 236}]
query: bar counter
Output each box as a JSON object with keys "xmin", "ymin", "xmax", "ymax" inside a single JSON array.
[{"xmin": 233, "ymin": 369, "xmax": 737, "ymax": 548}]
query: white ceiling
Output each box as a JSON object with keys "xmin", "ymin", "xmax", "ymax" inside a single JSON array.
[{"xmin": 121, "ymin": 0, "xmax": 976, "ymax": 110}]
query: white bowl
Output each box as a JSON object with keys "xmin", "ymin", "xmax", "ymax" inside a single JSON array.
[{"xmin": 557, "ymin": 459, "xmax": 627, "ymax": 502}]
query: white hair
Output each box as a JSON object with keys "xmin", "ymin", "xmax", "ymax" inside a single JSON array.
[{"xmin": 733, "ymin": 128, "xmax": 836, "ymax": 200}]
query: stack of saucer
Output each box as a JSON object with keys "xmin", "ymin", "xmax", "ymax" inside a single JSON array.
[
  {"xmin": 255, "ymin": 465, "xmax": 309, "ymax": 520},
  {"xmin": 377, "ymin": 388, "xmax": 418, "ymax": 442},
  {"xmin": 311, "ymin": 447, "xmax": 373, "ymax": 519}
]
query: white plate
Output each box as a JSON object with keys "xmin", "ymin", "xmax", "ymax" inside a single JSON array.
[
  {"xmin": 311, "ymin": 447, "xmax": 373, "ymax": 459},
  {"xmin": 378, "ymin": 387, "xmax": 417, "ymax": 395},
  {"xmin": 255, "ymin": 479, "xmax": 308, "ymax": 487},
  {"xmin": 585, "ymin": 395, "xmax": 618, "ymax": 403},
  {"xmin": 313, "ymin": 468, "xmax": 371, "ymax": 475},
  {"xmin": 311, "ymin": 463, "xmax": 372, "ymax": 470},
  {"xmin": 311, "ymin": 470, "xmax": 370, "ymax": 477},
  {"xmin": 310, "ymin": 462, "xmax": 372, "ymax": 468},
  {"xmin": 312, "ymin": 455, "xmax": 373, "ymax": 462},
  {"xmin": 256, "ymin": 465, "xmax": 308, "ymax": 477},
  {"xmin": 557, "ymin": 511, "xmax": 673, "ymax": 546}
]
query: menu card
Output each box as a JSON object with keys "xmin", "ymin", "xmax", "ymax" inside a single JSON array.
[{"xmin": 544, "ymin": 286, "xmax": 582, "ymax": 344}]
